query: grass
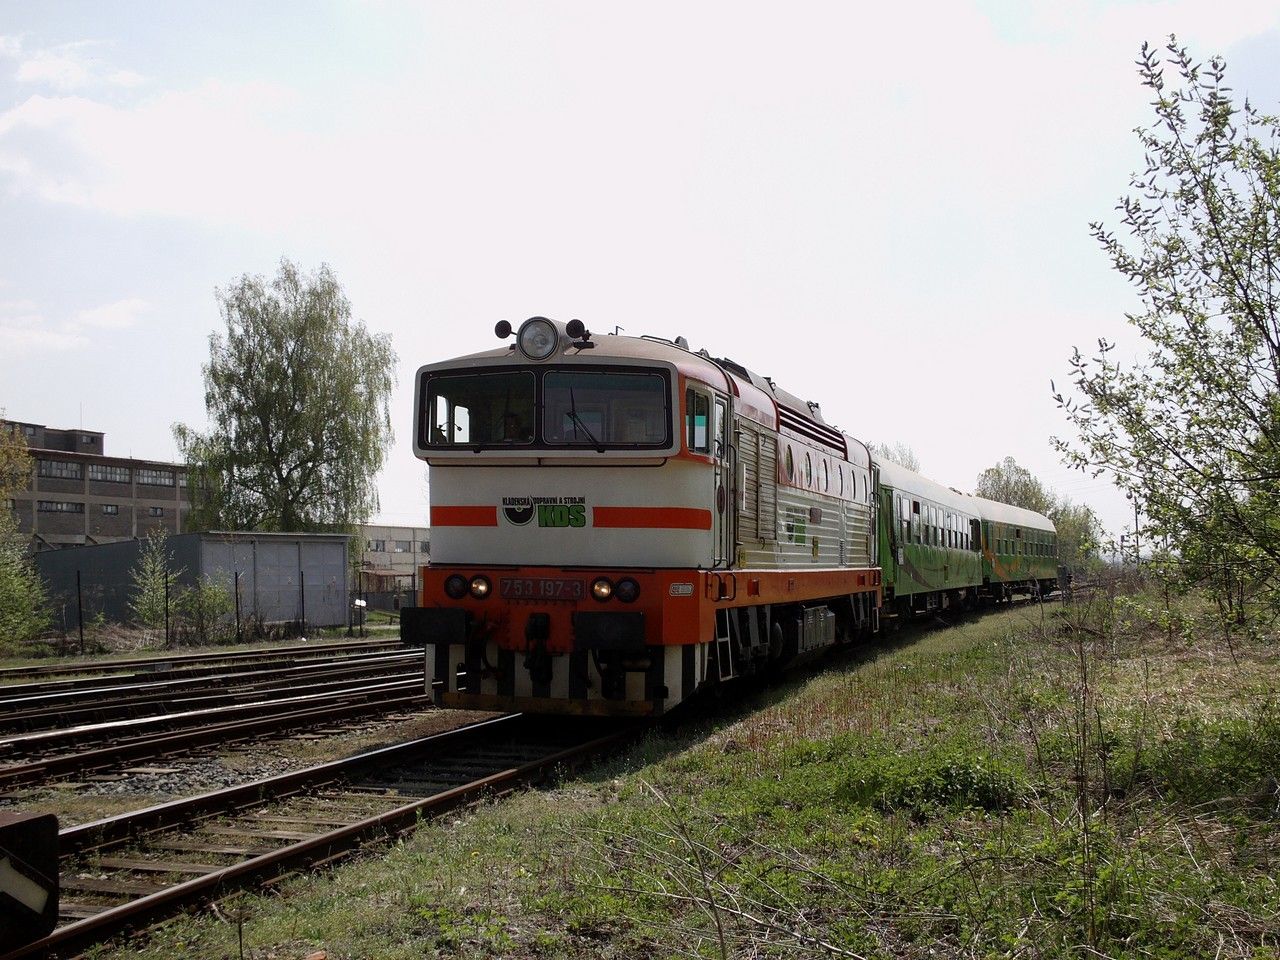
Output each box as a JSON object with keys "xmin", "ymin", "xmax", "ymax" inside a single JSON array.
[{"xmin": 86, "ymin": 583, "xmax": 1280, "ymax": 959}]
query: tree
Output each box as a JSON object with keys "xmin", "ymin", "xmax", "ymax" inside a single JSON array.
[
  {"xmin": 130, "ymin": 528, "xmax": 183, "ymax": 644},
  {"xmin": 0, "ymin": 416, "xmax": 49, "ymax": 652},
  {"xmin": 870, "ymin": 441, "xmax": 921, "ymax": 472},
  {"xmin": 975, "ymin": 456, "xmax": 1054, "ymax": 515},
  {"xmin": 1053, "ymin": 39, "xmax": 1280, "ymax": 612},
  {"xmin": 175, "ymin": 259, "xmax": 397, "ymax": 532},
  {"xmin": 1050, "ymin": 499, "xmax": 1105, "ymax": 572}
]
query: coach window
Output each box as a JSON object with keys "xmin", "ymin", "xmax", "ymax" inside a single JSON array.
[
  {"xmin": 804, "ymin": 452, "xmax": 813, "ymax": 487},
  {"xmin": 822, "ymin": 458, "xmax": 829, "ymax": 492},
  {"xmin": 785, "ymin": 445, "xmax": 795, "ymax": 481},
  {"xmin": 838, "ymin": 465, "xmax": 844, "ymax": 496},
  {"xmin": 686, "ymin": 389, "xmax": 711, "ymax": 454}
]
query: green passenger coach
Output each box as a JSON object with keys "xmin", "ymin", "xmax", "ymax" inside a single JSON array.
[
  {"xmin": 875, "ymin": 458, "xmax": 984, "ymax": 618},
  {"xmin": 875, "ymin": 457, "xmax": 1058, "ymax": 621},
  {"xmin": 971, "ymin": 497, "xmax": 1059, "ymax": 602}
]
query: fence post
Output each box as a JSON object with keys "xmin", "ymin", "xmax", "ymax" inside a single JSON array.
[
  {"xmin": 299, "ymin": 569, "xmax": 306, "ymax": 638},
  {"xmin": 76, "ymin": 570, "xmax": 85, "ymax": 656},
  {"xmin": 164, "ymin": 571, "xmax": 170, "ymax": 648},
  {"xmin": 234, "ymin": 570, "xmax": 242, "ymax": 643}
]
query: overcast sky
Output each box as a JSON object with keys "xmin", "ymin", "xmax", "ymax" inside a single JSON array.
[{"xmin": 2, "ymin": 1, "xmax": 1278, "ymax": 542}]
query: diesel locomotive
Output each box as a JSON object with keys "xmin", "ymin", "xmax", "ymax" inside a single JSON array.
[{"xmin": 402, "ymin": 317, "xmax": 1058, "ymax": 716}]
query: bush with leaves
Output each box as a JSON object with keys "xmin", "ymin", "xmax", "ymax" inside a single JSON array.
[
  {"xmin": 129, "ymin": 529, "xmax": 184, "ymax": 644},
  {"xmin": 0, "ymin": 417, "xmax": 49, "ymax": 654},
  {"xmin": 175, "ymin": 577, "xmax": 234, "ymax": 646}
]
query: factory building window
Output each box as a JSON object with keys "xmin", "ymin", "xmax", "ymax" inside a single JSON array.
[
  {"xmin": 148, "ymin": 506, "xmax": 164, "ymax": 517},
  {"xmin": 137, "ymin": 468, "xmax": 175, "ymax": 486},
  {"xmin": 101, "ymin": 504, "xmax": 119, "ymax": 515},
  {"xmin": 38, "ymin": 459, "xmax": 82, "ymax": 479},
  {"xmin": 368, "ymin": 539, "xmax": 386, "ymax": 552},
  {"xmin": 89, "ymin": 464, "xmax": 130, "ymax": 483},
  {"xmin": 418, "ymin": 540, "xmax": 429, "ymax": 553},
  {"xmin": 37, "ymin": 500, "xmax": 84, "ymax": 513},
  {"xmin": 394, "ymin": 540, "xmax": 411, "ymax": 553}
]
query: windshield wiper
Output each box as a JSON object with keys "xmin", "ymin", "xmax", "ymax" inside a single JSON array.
[{"xmin": 567, "ymin": 385, "xmax": 604, "ymax": 452}]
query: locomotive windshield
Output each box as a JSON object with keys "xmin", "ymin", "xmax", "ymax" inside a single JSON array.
[
  {"xmin": 426, "ymin": 371, "xmax": 536, "ymax": 446},
  {"xmin": 422, "ymin": 366, "xmax": 671, "ymax": 450},
  {"xmin": 542, "ymin": 370, "xmax": 668, "ymax": 446}
]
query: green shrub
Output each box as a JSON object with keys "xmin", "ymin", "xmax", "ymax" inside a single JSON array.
[{"xmin": 839, "ymin": 745, "xmax": 1028, "ymax": 816}]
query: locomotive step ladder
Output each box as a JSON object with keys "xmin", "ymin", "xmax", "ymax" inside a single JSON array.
[{"xmin": 714, "ymin": 608, "xmax": 735, "ymax": 681}]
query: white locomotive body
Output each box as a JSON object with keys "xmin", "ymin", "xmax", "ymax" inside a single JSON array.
[{"xmin": 406, "ymin": 318, "xmax": 881, "ymax": 715}]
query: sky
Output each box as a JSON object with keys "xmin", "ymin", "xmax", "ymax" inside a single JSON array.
[{"xmin": 2, "ymin": 1, "xmax": 1278, "ymax": 543}]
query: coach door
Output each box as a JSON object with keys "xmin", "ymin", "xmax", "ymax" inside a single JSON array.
[{"xmin": 712, "ymin": 396, "xmax": 735, "ymax": 567}]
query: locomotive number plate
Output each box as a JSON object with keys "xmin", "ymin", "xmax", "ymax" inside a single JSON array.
[{"xmin": 500, "ymin": 577, "xmax": 585, "ymax": 600}]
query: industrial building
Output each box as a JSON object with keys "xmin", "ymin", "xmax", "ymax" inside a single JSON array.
[{"xmin": 3, "ymin": 420, "xmax": 190, "ymax": 550}]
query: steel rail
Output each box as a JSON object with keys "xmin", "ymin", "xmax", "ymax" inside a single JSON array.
[
  {"xmin": 2, "ymin": 714, "xmax": 643, "ymax": 960},
  {"xmin": 0, "ymin": 676, "xmax": 428, "ymax": 756},
  {"xmin": 0, "ymin": 655, "xmax": 426, "ymax": 732},
  {"xmin": 0, "ymin": 646, "xmax": 417, "ymax": 701},
  {"xmin": 0, "ymin": 689, "xmax": 434, "ymax": 789},
  {"xmin": 0, "ymin": 638, "xmax": 405, "ymax": 683}
]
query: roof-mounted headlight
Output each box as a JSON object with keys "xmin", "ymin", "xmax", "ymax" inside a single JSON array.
[{"xmin": 517, "ymin": 317, "xmax": 559, "ymax": 360}]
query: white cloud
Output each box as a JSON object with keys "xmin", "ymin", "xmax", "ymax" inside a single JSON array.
[
  {"xmin": 0, "ymin": 296, "xmax": 149, "ymax": 355},
  {"xmin": 1, "ymin": 37, "xmax": 146, "ymax": 91},
  {"xmin": 0, "ymin": 300, "xmax": 87, "ymax": 353},
  {"xmin": 74, "ymin": 297, "xmax": 150, "ymax": 330}
]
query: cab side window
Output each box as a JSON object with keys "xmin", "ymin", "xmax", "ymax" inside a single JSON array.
[{"xmin": 686, "ymin": 389, "xmax": 710, "ymax": 454}]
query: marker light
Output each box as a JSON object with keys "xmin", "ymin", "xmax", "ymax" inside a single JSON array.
[
  {"xmin": 591, "ymin": 577, "xmax": 614, "ymax": 602},
  {"xmin": 469, "ymin": 575, "xmax": 492, "ymax": 599},
  {"xmin": 517, "ymin": 317, "xmax": 558, "ymax": 360},
  {"xmin": 444, "ymin": 575, "xmax": 468, "ymax": 599},
  {"xmin": 615, "ymin": 578, "xmax": 640, "ymax": 603}
]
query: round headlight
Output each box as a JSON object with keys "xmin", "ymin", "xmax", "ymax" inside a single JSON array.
[
  {"xmin": 517, "ymin": 317, "xmax": 559, "ymax": 360},
  {"xmin": 469, "ymin": 575, "xmax": 491, "ymax": 599},
  {"xmin": 444, "ymin": 574, "xmax": 468, "ymax": 599},
  {"xmin": 591, "ymin": 577, "xmax": 614, "ymax": 602},
  {"xmin": 615, "ymin": 578, "xmax": 640, "ymax": 603}
]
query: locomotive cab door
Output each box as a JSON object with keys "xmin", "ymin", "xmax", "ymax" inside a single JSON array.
[{"xmin": 712, "ymin": 395, "xmax": 735, "ymax": 567}]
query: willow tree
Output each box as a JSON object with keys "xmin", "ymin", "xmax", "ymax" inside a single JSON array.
[
  {"xmin": 175, "ymin": 260, "xmax": 397, "ymax": 532},
  {"xmin": 1054, "ymin": 39, "xmax": 1280, "ymax": 613}
]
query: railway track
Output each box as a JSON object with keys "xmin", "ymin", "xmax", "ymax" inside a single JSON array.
[
  {"xmin": 0, "ymin": 679, "xmax": 435, "ymax": 790},
  {"xmin": 0, "ymin": 638, "xmax": 405, "ymax": 684},
  {"xmin": 0, "ymin": 648, "xmax": 427, "ymax": 732},
  {"xmin": 0, "ymin": 642, "xmax": 440, "ymax": 789},
  {"xmin": 0, "ymin": 713, "xmax": 642, "ymax": 960}
]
